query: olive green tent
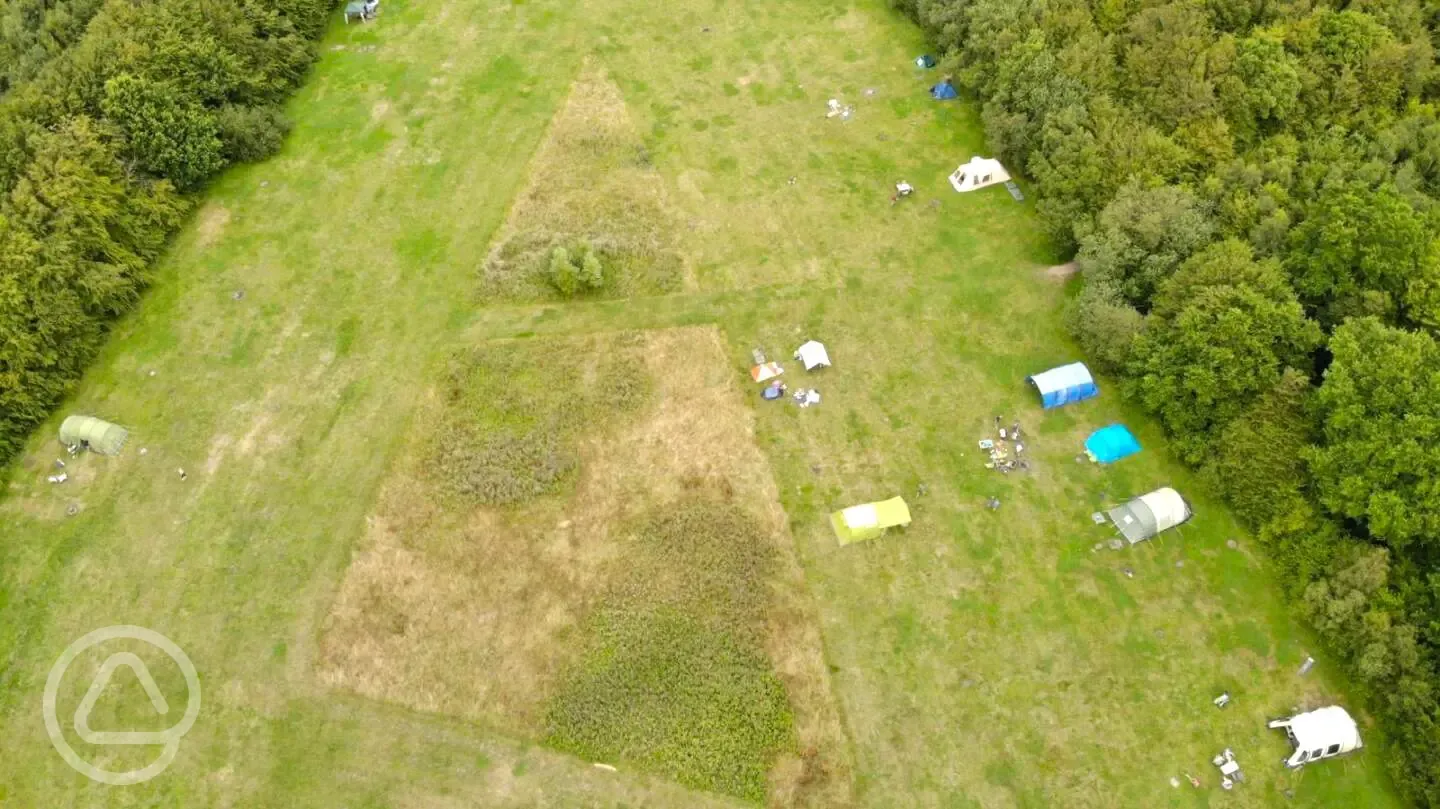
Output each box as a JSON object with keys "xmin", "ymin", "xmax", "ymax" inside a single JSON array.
[
  {"xmin": 831, "ymin": 496, "xmax": 911, "ymax": 545},
  {"xmin": 59, "ymin": 416, "xmax": 129, "ymax": 456}
]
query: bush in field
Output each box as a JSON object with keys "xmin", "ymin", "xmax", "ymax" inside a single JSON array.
[
  {"xmin": 215, "ymin": 104, "xmax": 290, "ymax": 164},
  {"xmin": 547, "ymin": 243, "xmax": 606, "ymax": 297}
]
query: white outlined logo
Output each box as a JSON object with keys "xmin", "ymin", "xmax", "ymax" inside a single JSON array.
[{"xmin": 43, "ymin": 626, "xmax": 201, "ymax": 785}]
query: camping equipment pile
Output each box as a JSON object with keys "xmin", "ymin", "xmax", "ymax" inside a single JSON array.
[
  {"xmin": 750, "ymin": 341, "xmax": 829, "ymax": 408},
  {"xmin": 979, "ymin": 417, "xmax": 1028, "ymax": 473}
]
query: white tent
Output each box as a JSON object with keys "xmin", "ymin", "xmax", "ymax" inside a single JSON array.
[
  {"xmin": 1269, "ymin": 706, "xmax": 1363, "ymax": 768},
  {"xmin": 1105, "ymin": 487, "xmax": 1191, "ymax": 544},
  {"xmin": 949, "ymin": 157, "xmax": 1010, "ymax": 193},
  {"xmin": 794, "ymin": 341, "xmax": 831, "ymax": 370}
]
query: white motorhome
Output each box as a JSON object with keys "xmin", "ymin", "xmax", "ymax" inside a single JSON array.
[{"xmin": 1268, "ymin": 706, "xmax": 1362, "ymax": 768}]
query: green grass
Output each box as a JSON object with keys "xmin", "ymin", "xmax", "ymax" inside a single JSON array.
[{"xmin": 0, "ymin": 0, "xmax": 1408, "ymax": 806}]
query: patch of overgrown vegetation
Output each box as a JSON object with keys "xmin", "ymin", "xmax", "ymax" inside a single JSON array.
[
  {"xmin": 544, "ymin": 502, "xmax": 794, "ymax": 802},
  {"xmin": 425, "ymin": 334, "xmax": 650, "ymax": 506},
  {"xmin": 482, "ymin": 68, "xmax": 686, "ymax": 300}
]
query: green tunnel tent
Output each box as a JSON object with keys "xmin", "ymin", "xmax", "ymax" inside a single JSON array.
[
  {"xmin": 831, "ymin": 496, "xmax": 911, "ymax": 545},
  {"xmin": 60, "ymin": 415, "xmax": 129, "ymax": 456}
]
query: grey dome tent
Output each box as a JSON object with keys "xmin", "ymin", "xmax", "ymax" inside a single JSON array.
[
  {"xmin": 60, "ymin": 415, "xmax": 129, "ymax": 456},
  {"xmin": 1105, "ymin": 487, "xmax": 1190, "ymax": 544}
]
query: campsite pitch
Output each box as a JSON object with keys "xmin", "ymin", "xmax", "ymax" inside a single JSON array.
[{"xmin": 0, "ymin": 0, "xmax": 1405, "ymax": 806}]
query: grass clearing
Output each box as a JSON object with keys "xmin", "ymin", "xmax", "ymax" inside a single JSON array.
[{"xmin": 0, "ymin": 0, "xmax": 1407, "ymax": 805}]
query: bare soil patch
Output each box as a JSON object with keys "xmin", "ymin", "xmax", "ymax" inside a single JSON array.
[
  {"xmin": 195, "ymin": 204, "xmax": 231, "ymax": 248},
  {"xmin": 1043, "ymin": 261, "xmax": 1079, "ymax": 281}
]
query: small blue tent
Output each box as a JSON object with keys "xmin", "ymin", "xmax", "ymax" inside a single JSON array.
[
  {"xmin": 1027, "ymin": 362, "xmax": 1098, "ymax": 409},
  {"xmin": 930, "ymin": 81, "xmax": 957, "ymax": 100},
  {"xmin": 1085, "ymin": 424, "xmax": 1141, "ymax": 464}
]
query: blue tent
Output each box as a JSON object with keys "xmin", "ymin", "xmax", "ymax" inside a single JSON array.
[
  {"xmin": 1027, "ymin": 362, "xmax": 1098, "ymax": 409},
  {"xmin": 930, "ymin": 81, "xmax": 957, "ymax": 100},
  {"xmin": 1085, "ymin": 424, "xmax": 1141, "ymax": 464}
]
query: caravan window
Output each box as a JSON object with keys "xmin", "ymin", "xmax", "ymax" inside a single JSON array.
[
  {"xmin": 1296, "ymin": 750, "xmax": 1308, "ymax": 763},
  {"xmin": 1312, "ymin": 749, "xmax": 1324, "ymax": 760},
  {"xmin": 1326, "ymin": 744, "xmax": 1340, "ymax": 756}
]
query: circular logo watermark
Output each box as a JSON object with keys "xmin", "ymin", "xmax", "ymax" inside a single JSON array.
[{"xmin": 42, "ymin": 625, "xmax": 201, "ymax": 785}]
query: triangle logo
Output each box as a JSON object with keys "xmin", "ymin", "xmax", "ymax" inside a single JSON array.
[{"xmin": 73, "ymin": 652, "xmax": 172, "ymax": 745}]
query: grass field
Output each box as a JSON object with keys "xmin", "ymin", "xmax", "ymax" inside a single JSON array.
[{"xmin": 0, "ymin": 0, "xmax": 1408, "ymax": 806}]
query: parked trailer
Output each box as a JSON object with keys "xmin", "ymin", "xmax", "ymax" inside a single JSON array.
[{"xmin": 1267, "ymin": 706, "xmax": 1362, "ymax": 768}]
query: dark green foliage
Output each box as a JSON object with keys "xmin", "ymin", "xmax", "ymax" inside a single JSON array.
[
  {"xmin": 1285, "ymin": 181, "xmax": 1437, "ymax": 325},
  {"xmin": 0, "ymin": 0, "xmax": 327, "ymax": 463},
  {"xmin": 0, "ymin": 117, "xmax": 185, "ymax": 460},
  {"xmin": 425, "ymin": 336, "xmax": 650, "ymax": 506},
  {"xmin": 1065, "ymin": 282, "xmax": 1142, "ymax": 375},
  {"xmin": 1076, "ymin": 182, "xmax": 1215, "ymax": 307},
  {"xmin": 1128, "ymin": 242, "xmax": 1320, "ymax": 463},
  {"xmin": 1201, "ymin": 368, "xmax": 1316, "ymax": 526},
  {"xmin": 1309, "ymin": 318, "xmax": 1440, "ymax": 552},
  {"xmin": 0, "ymin": 0, "xmax": 107, "ymax": 93},
  {"xmin": 215, "ymin": 104, "xmax": 290, "ymax": 163},
  {"xmin": 102, "ymin": 74, "xmax": 224, "ymax": 189},
  {"xmin": 544, "ymin": 503, "xmax": 794, "ymax": 802}
]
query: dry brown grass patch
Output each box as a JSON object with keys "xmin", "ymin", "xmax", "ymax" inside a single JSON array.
[
  {"xmin": 481, "ymin": 63, "xmax": 687, "ymax": 298},
  {"xmin": 318, "ymin": 326, "xmax": 851, "ymax": 806}
]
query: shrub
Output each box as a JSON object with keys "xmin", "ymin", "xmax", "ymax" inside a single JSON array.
[
  {"xmin": 1065, "ymin": 281, "xmax": 1143, "ymax": 375},
  {"xmin": 547, "ymin": 243, "xmax": 607, "ymax": 297},
  {"xmin": 579, "ymin": 245, "xmax": 605, "ymax": 289},
  {"xmin": 215, "ymin": 104, "xmax": 290, "ymax": 164},
  {"xmin": 548, "ymin": 246, "xmax": 579, "ymax": 296},
  {"xmin": 101, "ymin": 74, "xmax": 224, "ymax": 190}
]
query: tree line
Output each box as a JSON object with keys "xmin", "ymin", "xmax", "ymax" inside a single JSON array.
[
  {"xmin": 0, "ymin": 0, "xmax": 334, "ymax": 461},
  {"xmin": 896, "ymin": 0, "xmax": 1440, "ymax": 800}
]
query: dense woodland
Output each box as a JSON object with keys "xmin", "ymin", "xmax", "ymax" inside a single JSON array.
[
  {"xmin": 0, "ymin": 0, "xmax": 332, "ymax": 460},
  {"xmin": 896, "ymin": 0, "xmax": 1440, "ymax": 801}
]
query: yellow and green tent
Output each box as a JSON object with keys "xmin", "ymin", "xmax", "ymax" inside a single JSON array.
[
  {"xmin": 59, "ymin": 415, "xmax": 129, "ymax": 456},
  {"xmin": 831, "ymin": 496, "xmax": 911, "ymax": 545}
]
